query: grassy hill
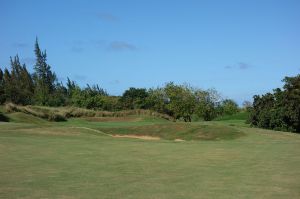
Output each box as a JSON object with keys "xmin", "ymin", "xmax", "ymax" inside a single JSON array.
[{"xmin": 0, "ymin": 109, "xmax": 300, "ymax": 198}]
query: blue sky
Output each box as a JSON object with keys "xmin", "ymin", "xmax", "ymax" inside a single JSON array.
[{"xmin": 0, "ymin": 0, "xmax": 299, "ymax": 104}]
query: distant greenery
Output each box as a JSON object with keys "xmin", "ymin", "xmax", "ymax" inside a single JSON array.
[
  {"xmin": 3, "ymin": 38, "xmax": 298, "ymax": 130},
  {"xmin": 0, "ymin": 39, "xmax": 241, "ymax": 122},
  {"xmin": 249, "ymin": 74, "xmax": 300, "ymax": 133},
  {"xmin": 214, "ymin": 111, "xmax": 249, "ymax": 121}
]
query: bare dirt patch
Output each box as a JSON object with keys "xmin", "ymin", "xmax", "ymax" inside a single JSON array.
[
  {"xmin": 112, "ymin": 134, "xmax": 160, "ymax": 140},
  {"xmin": 174, "ymin": 138, "xmax": 185, "ymax": 142}
]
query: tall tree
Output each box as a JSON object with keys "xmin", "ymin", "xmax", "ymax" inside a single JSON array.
[
  {"xmin": 19, "ymin": 64, "xmax": 34, "ymax": 104},
  {"xmin": 194, "ymin": 89, "xmax": 218, "ymax": 121},
  {"xmin": 2, "ymin": 68, "xmax": 11, "ymax": 102},
  {"xmin": 5, "ymin": 55, "xmax": 34, "ymax": 105},
  {"xmin": 121, "ymin": 87, "xmax": 148, "ymax": 109},
  {"xmin": 33, "ymin": 38, "xmax": 56, "ymax": 105},
  {"xmin": 220, "ymin": 99, "xmax": 239, "ymax": 115},
  {"xmin": 164, "ymin": 83, "xmax": 196, "ymax": 122},
  {"xmin": 249, "ymin": 74, "xmax": 300, "ymax": 132},
  {"xmin": 0, "ymin": 68, "xmax": 5, "ymax": 104}
]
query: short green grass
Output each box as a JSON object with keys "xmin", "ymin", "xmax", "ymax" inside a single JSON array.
[{"xmin": 1, "ymin": 113, "xmax": 300, "ymax": 198}]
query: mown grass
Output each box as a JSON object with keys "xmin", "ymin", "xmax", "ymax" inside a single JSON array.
[{"xmin": 0, "ymin": 111, "xmax": 300, "ymax": 198}]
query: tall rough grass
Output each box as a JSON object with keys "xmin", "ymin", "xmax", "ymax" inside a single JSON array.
[
  {"xmin": 4, "ymin": 103, "xmax": 173, "ymax": 121},
  {"xmin": 5, "ymin": 103, "xmax": 66, "ymax": 122}
]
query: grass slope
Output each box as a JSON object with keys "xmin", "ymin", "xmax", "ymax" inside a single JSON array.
[
  {"xmin": 0, "ymin": 113, "xmax": 300, "ymax": 198},
  {"xmin": 98, "ymin": 123, "xmax": 244, "ymax": 141}
]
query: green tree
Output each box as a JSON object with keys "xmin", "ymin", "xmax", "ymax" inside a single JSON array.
[
  {"xmin": 19, "ymin": 63, "xmax": 34, "ymax": 104},
  {"xmin": 33, "ymin": 38, "xmax": 56, "ymax": 105},
  {"xmin": 67, "ymin": 81, "xmax": 108, "ymax": 110},
  {"xmin": 164, "ymin": 83, "xmax": 196, "ymax": 122},
  {"xmin": 194, "ymin": 88, "xmax": 221, "ymax": 121},
  {"xmin": 1, "ymin": 56, "xmax": 33, "ymax": 104},
  {"xmin": 249, "ymin": 74, "xmax": 300, "ymax": 132},
  {"xmin": 2, "ymin": 68, "xmax": 11, "ymax": 103},
  {"xmin": 0, "ymin": 68, "xmax": 5, "ymax": 104},
  {"xmin": 146, "ymin": 88, "xmax": 168, "ymax": 113},
  {"xmin": 120, "ymin": 87, "xmax": 149, "ymax": 109},
  {"xmin": 194, "ymin": 90, "xmax": 216, "ymax": 121},
  {"xmin": 221, "ymin": 99, "xmax": 239, "ymax": 115},
  {"xmin": 280, "ymin": 75, "xmax": 300, "ymax": 132},
  {"xmin": 48, "ymin": 82, "xmax": 68, "ymax": 106}
]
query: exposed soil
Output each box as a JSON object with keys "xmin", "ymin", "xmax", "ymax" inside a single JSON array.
[
  {"xmin": 112, "ymin": 134, "xmax": 160, "ymax": 140},
  {"xmin": 174, "ymin": 138, "xmax": 185, "ymax": 142}
]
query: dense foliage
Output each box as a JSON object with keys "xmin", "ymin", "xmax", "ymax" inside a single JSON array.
[
  {"xmin": 249, "ymin": 75, "xmax": 300, "ymax": 133},
  {"xmin": 0, "ymin": 39, "xmax": 241, "ymax": 121}
]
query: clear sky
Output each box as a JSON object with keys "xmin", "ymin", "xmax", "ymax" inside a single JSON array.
[{"xmin": 1, "ymin": 0, "xmax": 299, "ymax": 104}]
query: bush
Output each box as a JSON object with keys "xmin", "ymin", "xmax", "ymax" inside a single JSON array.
[
  {"xmin": 249, "ymin": 74, "xmax": 300, "ymax": 133},
  {"xmin": 0, "ymin": 112, "xmax": 9, "ymax": 122}
]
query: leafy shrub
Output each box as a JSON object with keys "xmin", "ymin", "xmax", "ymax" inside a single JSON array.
[
  {"xmin": 249, "ymin": 74, "xmax": 300, "ymax": 133},
  {"xmin": 0, "ymin": 111, "xmax": 9, "ymax": 122}
]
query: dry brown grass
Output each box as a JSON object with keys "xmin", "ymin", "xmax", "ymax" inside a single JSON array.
[
  {"xmin": 84, "ymin": 117, "xmax": 141, "ymax": 122},
  {"xmin": 4, "ymin": 103, "xmax": 66, "ymax": 121},
  {"xmin": 4, "ymin": 103, "xmax": 173, "ymax": 121}
]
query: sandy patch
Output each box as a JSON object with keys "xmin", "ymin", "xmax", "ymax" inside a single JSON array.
[
  {"xmin": 174, "ymin": 138, "xmax": 185, "ymax": 142},
  {"xmin": 112, "ymin": 134, "xmax": 160, "ymax": 140}
]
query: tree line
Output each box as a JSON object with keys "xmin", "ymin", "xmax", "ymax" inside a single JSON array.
[
  {"xmin": 248, "ymin": 75, "xmax": 300, "ymax": 133},
  {"xmin": 1, "ymin": 39, "xmax": 240, "ymax": 121}
]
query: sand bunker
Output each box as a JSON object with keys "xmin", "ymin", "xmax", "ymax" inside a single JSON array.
[{"xmin": 112, "ymin": 134, "xmax": 160, "ymax": 140}]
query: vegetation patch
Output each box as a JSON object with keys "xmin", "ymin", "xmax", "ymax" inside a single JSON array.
[
  {"xmin": 4, "ymin": 103, "xmax": 66, "ymax": 122},
  {"xmin": 249, "ymin": 75, "xmax": 300, "ymax": 133},
  {"xmin": 3, "ymin": 103, "xmax": 173, "ymax": 122},
  {"xmin": 215, "ymin": 111, "xmax": 249, "ymax": 121},
  {"xmin": 0, "ymin": 112, "xmax": 9, "ymax": 122}
]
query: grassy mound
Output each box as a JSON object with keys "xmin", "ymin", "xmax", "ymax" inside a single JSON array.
[
  {"xmin": 4, "ymin": 103, "xmax": 66, "ymax": 122},
  {"xmin": 7, "ymin": 112, "xmax": 49, "ymax": 125},
  {"xmin": 98, "ymin": 123, "xmax": 245, "ymax": 141}
]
